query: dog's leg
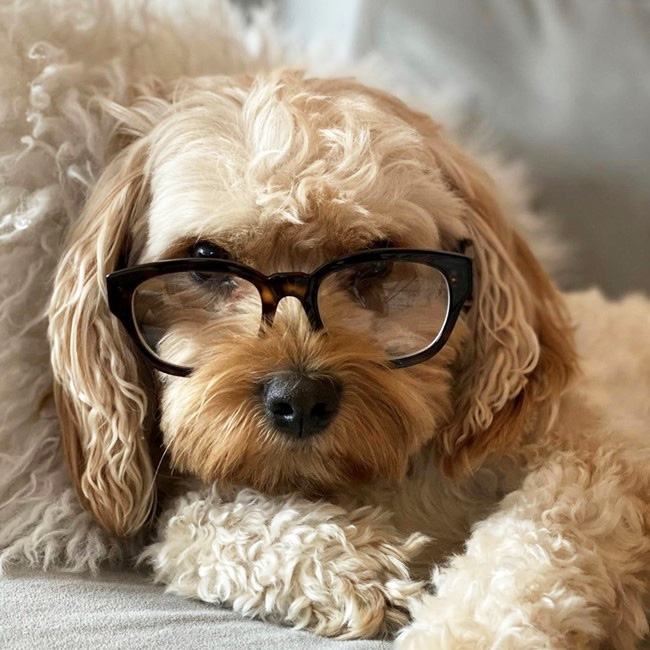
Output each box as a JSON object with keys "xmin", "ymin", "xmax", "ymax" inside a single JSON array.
[
  {"xmin": 141, "ymin": 486, "xmax": 427, "ymax": 638},
  {"xmin": 397, "ymin": 447, "xmax": 650, "ymax": 650}
]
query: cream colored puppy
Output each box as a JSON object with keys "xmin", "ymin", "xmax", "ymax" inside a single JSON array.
[{"xmin": 49, "ymin": 70, "xmax": 650, "ymax": 649}]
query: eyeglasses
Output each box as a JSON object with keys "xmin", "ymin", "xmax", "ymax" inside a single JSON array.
[{"xmin": 106, "ymin": 247, "xmax": 473, "ymax": 377}]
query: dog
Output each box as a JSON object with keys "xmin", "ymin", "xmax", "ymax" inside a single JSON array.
[{"xmin": 48, "ymin": 69, "xmax": 650, "ymax": 649}]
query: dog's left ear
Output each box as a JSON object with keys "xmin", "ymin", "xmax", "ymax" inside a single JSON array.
[
  {"xmin": 352, "ymin": 85, "xmax": 578, "ymax": 473},
  {"xmin": 47, "ymin": 94, "xmax": 164, "ymax": 537}
]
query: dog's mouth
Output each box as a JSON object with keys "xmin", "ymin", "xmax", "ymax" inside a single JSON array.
[{"xmin": 222, "ymin": 443, "xmax": 389, "ymax": 498}]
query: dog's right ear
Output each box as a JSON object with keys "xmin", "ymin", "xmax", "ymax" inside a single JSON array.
[{"xmin": 48, "ymin": 132, "xmax": 155, "ymax": 538}]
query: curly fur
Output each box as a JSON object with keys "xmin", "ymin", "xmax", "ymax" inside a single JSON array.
[
  {"xmin": 142, "ymin": 486, "xmax": 428, "ymax": 638},
  {"xmin": 46, "ymin": 68, "xmax": 650, "ymax": 650}
]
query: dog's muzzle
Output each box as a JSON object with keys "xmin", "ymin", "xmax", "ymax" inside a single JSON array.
[{"xmin": 260, "ymin": 372, "xmax": 342, "ymax": 440}]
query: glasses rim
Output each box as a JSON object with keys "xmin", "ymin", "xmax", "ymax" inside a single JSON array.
[{"xmin": 106, "ymin": 247, "xmax": 473, "ymax": 377}]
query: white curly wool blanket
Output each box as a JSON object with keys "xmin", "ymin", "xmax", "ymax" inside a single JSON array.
[{"xmin": 0, "ymin": 0, "xmax": 557, "ymax": 575}]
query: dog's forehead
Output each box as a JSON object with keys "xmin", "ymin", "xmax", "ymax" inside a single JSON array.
[{"xmin": 140, "ymin": 79, "xmax": 464, "ymax": 264}]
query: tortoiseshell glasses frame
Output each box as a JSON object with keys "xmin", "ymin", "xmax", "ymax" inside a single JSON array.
[{"xmin": 106, "ymin": 246, "xmax": 473, "ymax": 377}]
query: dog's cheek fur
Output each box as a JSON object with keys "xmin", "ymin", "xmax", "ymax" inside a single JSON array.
[{"xmin": 159, "ymin": 312, "xmax": 467, "ymax": 494}]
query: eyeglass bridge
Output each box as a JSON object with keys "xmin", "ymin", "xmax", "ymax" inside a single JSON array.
[
  {"xmin": 267, "ymin": 272, "xmax": 310, "ymax": 300},
  {"xmin": 260, "ymin": 273, "xmax": 314, "ymax": 325}
]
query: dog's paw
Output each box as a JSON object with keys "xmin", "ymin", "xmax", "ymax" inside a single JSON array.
[
  {"xmin": 142, "ymin": 487, "xmax": 428, "ymax": 638},
  {"xmin": 397, "ymin": 596, "xmax": 495, "ymax": 650},
  {"xmin": 296, "ymin": 572, "xmax": 425, "ymax": 639}
]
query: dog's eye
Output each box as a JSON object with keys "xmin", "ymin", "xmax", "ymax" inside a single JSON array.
[
  {"xmin": 189, "ymin": 241, "xmax": 230, "ymax": 260},
  {"xmin": 344, "ymin": 240, "xmax": 395, "ymax": 289},
  {"xmin": 342, "ymin": 261, "xmax": 394, "ymax": 312},
  {"xmin": 188, "ymin": 241, "xmax": 233, "ymax": 285}
]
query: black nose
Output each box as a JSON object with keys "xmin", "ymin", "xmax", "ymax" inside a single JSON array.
[{"xmin": 261, "ymin": 373, "xmax": 342, "ymax": 439}]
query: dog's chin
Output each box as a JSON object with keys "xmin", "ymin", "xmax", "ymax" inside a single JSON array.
[{"xmin": 207, "ymin": 441, "xmax": 404, "ymax": 499}]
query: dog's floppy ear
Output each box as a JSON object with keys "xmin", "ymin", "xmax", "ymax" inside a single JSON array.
[
  {"xmin": 429, "ymin": 135, "xmax": 578, "ymax": 473},
  {"xmin": 353, "ymin": 85, "xmax": 578, "ymax": 473},
  {"xmin": 49, "ymin": 133, "xmax": 154, "ymax": 537}
]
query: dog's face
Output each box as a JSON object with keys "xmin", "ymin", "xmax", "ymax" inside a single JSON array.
[
  {"xmin": 49, "ymin": 71, "xmax": 576, "ymax": 536},
  {"xmin": 141, "ymin": 74, "xmax": 469, "ymax": 496}
]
